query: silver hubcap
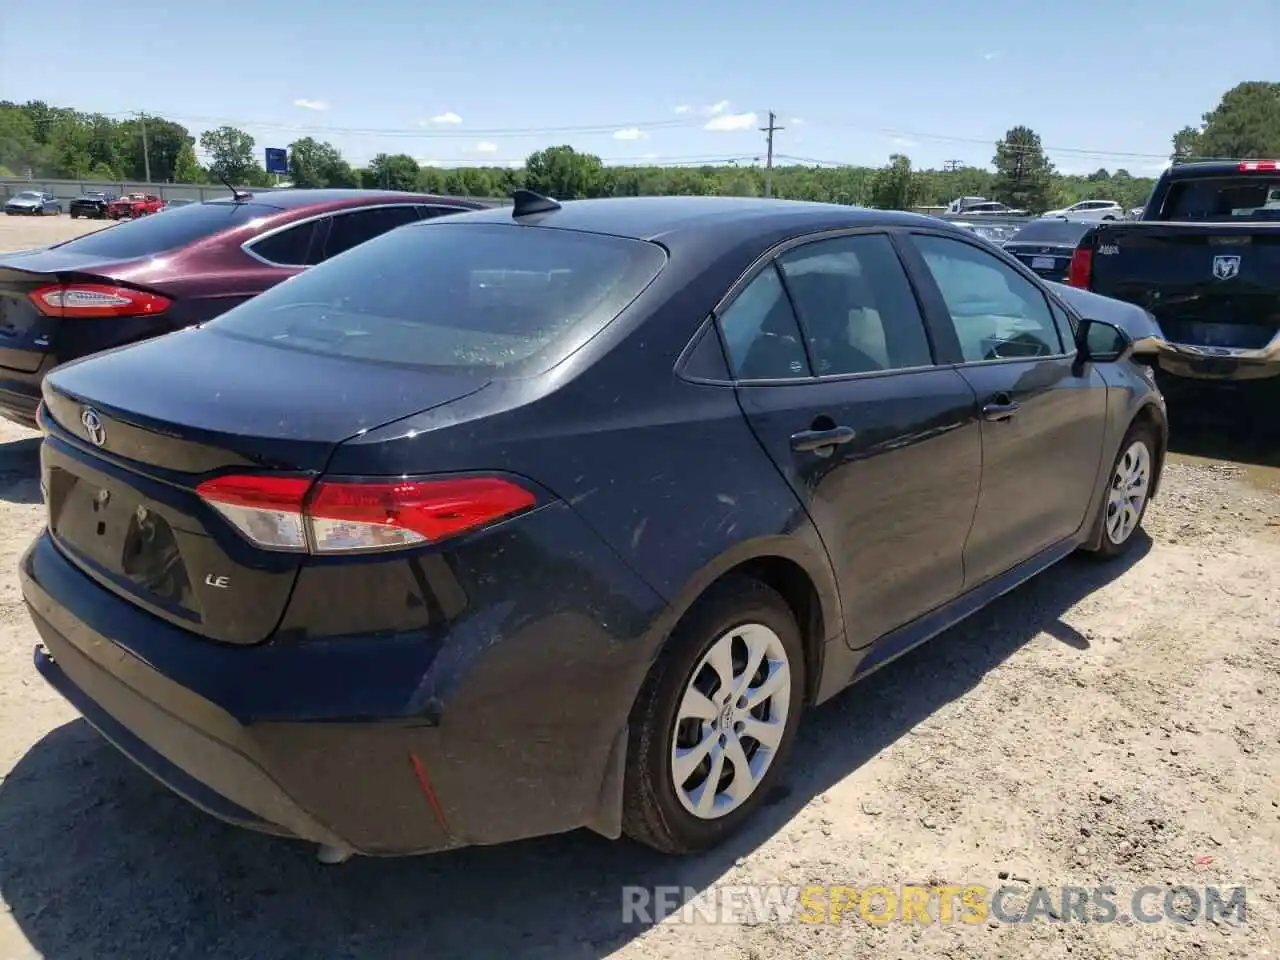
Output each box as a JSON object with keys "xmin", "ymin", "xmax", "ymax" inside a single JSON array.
[
  {"xmin": 1106, "ymin": 440, "xmax": 1151, "ymax": 545},
  {"xmin": 670, "ymin": 623, "xmax": 792, "ymax": 820}
]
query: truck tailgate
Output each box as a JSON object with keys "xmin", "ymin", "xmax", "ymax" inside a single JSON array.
[{"xmin": 1088, "ymin": 222, "xmax": 1280, "ymax": 353}]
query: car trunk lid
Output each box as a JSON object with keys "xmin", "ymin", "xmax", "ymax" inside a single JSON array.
[{"xmin": 40, "ymin": 326, "xmax": 490, "ymax": 644}]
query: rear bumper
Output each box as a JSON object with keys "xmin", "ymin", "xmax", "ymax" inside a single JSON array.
[
  {"xmin": 20, "ymin": 520, "xmax": 658, "ymax": 856},
  {"xmin": 0, "ymin": 378, "xmax": 43, "ymax": 428},
  {"xmin": 1140, "ymin": 332, "xmax": 1280, "ymax": 382}
]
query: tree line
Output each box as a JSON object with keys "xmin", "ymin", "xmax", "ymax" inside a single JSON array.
[{"xmin": 2, "ymin": 81, "xmax": 1275, "ymax": 212}]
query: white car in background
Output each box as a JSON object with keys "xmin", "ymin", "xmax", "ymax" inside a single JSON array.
[{"xmin": 1041, "ymin": 199, "xmax": 1124, "ymax": 221}]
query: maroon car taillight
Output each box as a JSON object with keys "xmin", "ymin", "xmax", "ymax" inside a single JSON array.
[
  {"xmin": 1067, "ymin": 247, "xmax": 1093, "ymax": 289},
  {"xmin": 29, "ymin": 283, "xmax": 172, "ymax": 318},
  {"xmin": 195, "ymin": 474, "xmax": 537, "ymax": 554}
]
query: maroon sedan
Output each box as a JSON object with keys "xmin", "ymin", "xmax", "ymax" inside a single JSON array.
[{"xmin": 0, "ymin": 189, "xmax": 487, "ymax": 427}]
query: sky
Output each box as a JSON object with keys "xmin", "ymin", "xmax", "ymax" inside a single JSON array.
[{"xmin": 2, "ymin": 0, "xmax": 1277, "ymax": 175}]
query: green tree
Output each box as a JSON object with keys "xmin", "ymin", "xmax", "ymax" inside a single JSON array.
[
  {"xmin": 523, "ymin": 145, "xmax": 605, "ymax": 199},
  {"xmin": 1181, "ymin": 81, "xmax": 1280, "ymax": 161},
  {"xmin": 174, "ymin": 142, "xmax": 204, "ymax": 183},
  {"xmin": 869, "ymin": 154, "xmax": 920, "ymax": 210},
  {"xmin": 288, "ymin": 137, "xmax": 356, "ymax": 188},
  {"xmin": 1171, "ymin": 126, "xmax": 1202, "ymax": 164},
  {"xmin": 991, "ymin": 125, "xmax": 1055, "ymax": 212},
  {"xmin": 200, "ymin": 125, "xmax": 258, "ymax": 184},
  {"xmin": 364, "ymin": 153, "xmax": 419, "ymax": 191}
]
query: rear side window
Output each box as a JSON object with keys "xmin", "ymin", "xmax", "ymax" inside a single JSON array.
[
  {"xmin": 777, "ymin": 234, "xmax": 934, "ymax": 375},
  {"xmin": 247, "ymin": 221, "xmax": 321, "ymax": 267},
  {"xmin": 718, "ymin": 266, "xmax": 810, "ymax": 380},
  {"xmin": 1008, "ymin": 220, "xmax": 1093, "ymax": 244},
  {"xmin": 319, "ymin": 206, "xmax": 422, "ymax": 260},
  {"xmin": 206, "ymin": 222, "xmax": 667, "ymax": 374},
  {"xmin": 51, "ymin": 201, "xmax": 277, "ymax": 259},
  {"xmin": 1160, "ymin": 176, "xmax": 1280, "ymax": 221}
]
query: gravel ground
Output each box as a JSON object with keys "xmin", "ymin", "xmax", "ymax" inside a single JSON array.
[{"xmin": 0, "ymin": 217, "xmax": 1277, "ymax": 959}]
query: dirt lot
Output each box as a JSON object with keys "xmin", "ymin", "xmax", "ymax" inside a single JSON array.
[{"xmin": 0, "ymin": 216, "xmax": 1277, "ymax": 959}]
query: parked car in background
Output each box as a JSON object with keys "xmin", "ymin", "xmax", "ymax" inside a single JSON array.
[
  {"xmin": 1068, "ymin": 159, "xmax": 1280, "ymax": 389},
  {"xmin": 22, "ymin": 194, "xmax": 1166, "ymax": 862},
  {"xmin": 1003, "ymin": 217, "xmax": 1096, "ymax": 282},
  {"xmin": 0, "ymin": 189, "xmax": 486, "ymax": 426},
  {"xmin": 162, "ymin": 198, "xmax": 197, "ymax": 212},
  {"xmin": 4, "ymin": 191, "xmax": 62, "ymax": 216},
  {"xmin": 1126, "ymin": 207, "xmax": 1144, "ymax": 219},
  {"xmin": 963, "ymin": 200, "xmax": 1028, "ymax": 216},
  {"xmin": 106, "ymin": 193, "xmax": 163, "ymax": 219},
  {"xmin": 951, "ymin": 220, "xmax": 1020, "ymax": 245},
  {"xmin": 69, "ymin": 191, "xmax": 118, "ymax": 219},
  {"xmin": 1041, "ymin": 200, "xmax": 1123, "ymax": 221}
]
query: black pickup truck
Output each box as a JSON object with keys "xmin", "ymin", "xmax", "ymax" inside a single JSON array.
[
  {"xmin": 1067, "ymin": 160, "xmax": 1280, "ymax": 387},
  {"xmin": 68, "ymin": 191, "xmax": 117, "ymax": 219}
]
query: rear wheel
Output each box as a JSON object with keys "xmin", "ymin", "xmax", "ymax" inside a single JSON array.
[
  {"xmin": 622, "ymin": 577, "xmax": 806, "ymax": 854},
  {"xmin": 1082, "ymin": 422, "xmax": 1157, "ymax": 559}
]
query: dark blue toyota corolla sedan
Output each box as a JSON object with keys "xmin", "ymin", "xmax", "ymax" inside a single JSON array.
[{"xmin": 20, "ymin": 192, "xmax": 1166, "ymax": 860}]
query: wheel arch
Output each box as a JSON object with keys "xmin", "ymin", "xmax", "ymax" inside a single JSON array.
[{"xmin": 648, "ymin": 535, "xmax": 843, "ymax": 708}]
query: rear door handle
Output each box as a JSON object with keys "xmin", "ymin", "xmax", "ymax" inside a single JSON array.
[
  {"xmin": 982, "ymin": 401, "xmax": 1020, "ymax": 422},
  {"xmin": 790, "ymin": 426, "xmax": 857, "ymax": 453}
]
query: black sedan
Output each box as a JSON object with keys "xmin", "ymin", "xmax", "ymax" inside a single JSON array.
[
  {"xmin": 1003, "ymin": 217, "xmax": 1097, "ymax": 282},
  {"xmin": 21, "ymin": 193, "xmax": 1167, "ymax": 860}
]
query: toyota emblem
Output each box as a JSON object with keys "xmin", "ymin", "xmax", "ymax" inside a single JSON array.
[{"xmin": 80, "ymin": 408, "xmax": 106, "ymax": 447}]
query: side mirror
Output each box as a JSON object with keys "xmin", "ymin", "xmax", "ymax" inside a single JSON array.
[{"xmin": 1075, "ymin": 317, "xmax": 1135, "ymax": 364}]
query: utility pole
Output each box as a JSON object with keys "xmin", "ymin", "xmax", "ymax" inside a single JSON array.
[
  {"xmin": 942, "ymin": 159, "xmax": 962, "ymax": 172},
  {"xmin": 136, "ymin": 111, "xmax": 152, "ymax": 183},
  {"xmin": 759, "ymin": 111, "xmax": 784, "ymax": 197}
]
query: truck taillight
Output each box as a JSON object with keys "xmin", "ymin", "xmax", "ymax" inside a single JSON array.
[
  {"xmin": 29, "ymin": 283, "xmax": 172, "ymax": 319},
  {"xmin": 1238, "ymin": 160, "xmax": 1278, "ymax": 172},
  {"xmin": 1067, "ymin": 247, "xmax": 1093, "ymax": 288},
  {"xmin": 196, "ymin": 474, "xmax": 537, "ymax": 554}
]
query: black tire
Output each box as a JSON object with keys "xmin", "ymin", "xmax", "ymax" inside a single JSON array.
[
  {"xmin": 1081, "ymin": 420, "xmax": 1158, "ymax": 560},
  {"xmin": 621, "ymin": 576, "xmax": 806, "ymax": 854},
  {"xmin": 69, "ymin": 210, "xmax": 79, "ymax": 219}
]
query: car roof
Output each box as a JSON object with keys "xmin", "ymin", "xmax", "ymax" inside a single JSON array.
[
  {"xmin": 202, "ymin": 188, "xmax": 488, "ymax": 212},
  {"xmin": 432, "ymin": 196, "xmax": 951, "ymax": 246}
]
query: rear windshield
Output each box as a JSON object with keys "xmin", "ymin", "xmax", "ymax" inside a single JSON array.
[
  {"xmin": 1160, "ymin": 175, "xmax": 1280, "ymax": 221},
  {"xmin": 1008, "ymin": 219, "xmax": 1094, "ymax": 243},
  {"xmin": 52, "ymin": 201, "xmax": 279, "ymax": 259},
  {"xmin": 205, "ymin": 221, "xmax": 668, "ymax": 375}
]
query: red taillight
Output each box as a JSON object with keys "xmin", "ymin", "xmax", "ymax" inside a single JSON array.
[
  {"xmin": 195, "ymin": 474, "xmax": 537, "ymax": 554},
  {"xmin": 29, "ymin": 283, "xmax": 172, "ymax": 319},
  {"xmin": 1238, "ymin": 160, "xmax": 1279, "ymax": 172},
  {"xmin": 1067, "ymin": 247, "xmax": 1093, "ymax": 288}
]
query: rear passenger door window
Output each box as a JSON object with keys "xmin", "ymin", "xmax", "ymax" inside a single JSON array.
[
  {"xmin": 776, "ymin": 234, "xmax": 934, "ymax": 375},
  {"xmin": 247, "ymin": 221, "xmax": 321, "ymax": 267},
  {"xmin": 910, "ymin": 234, "xmax": 1064, "ymax": 362},
  {"xmin": 717, "ymin": 265, "xmax": 811, "ymax": 380},
  {"xmin": 319, "ymin": 206, "xmax": 422, "ymax": 261}
]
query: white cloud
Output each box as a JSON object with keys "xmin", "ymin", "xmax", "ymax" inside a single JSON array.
[
  {"xmin": 293, "ymin": 98, "xmax": 329, "ymax": 111},
  {"xmin": 430, "ymin": 111, "xmax": 463, "ymax": 125},
  {"xmin": 417, "ymin": 158, "xmax": 442, "ymax": 167},
  {"xmin": 474, "ymin": 141, "xmax": 498, "ymax": 153},
  {"xmin": 612, "ymin": 127, "xmax": 649, "ymax": 141},
  {"xmin": 704, "ymin": 100, "xmax": 730, "ymax": 116},
  {"xmin": 790, "ymin": 117, "xmax": 804, "ymax": 125},
  {"xmin": 641, "ymin": 152, "xmax": 658, "ymax": 160},
  {"xmin": 705, "ymin": 111, "xmax": 757, "ymax": 132},
  {"xmin": 674, "ymin": 104, "xmax": 691, "ymax": 114},
  {"xmin": 890, "ymin": 136, "xmax": 917, "ymax": 148},
  {"xmin": 982, "ymin": 51, "xmax": 1000, "ymax": 61}
]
